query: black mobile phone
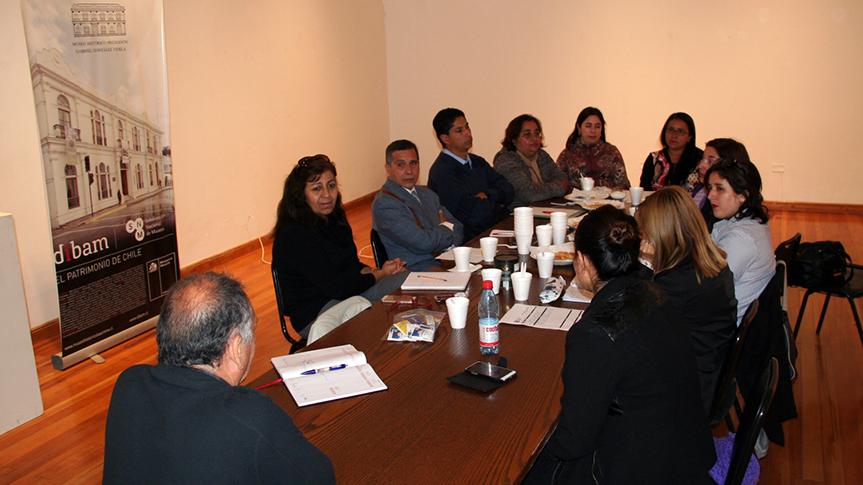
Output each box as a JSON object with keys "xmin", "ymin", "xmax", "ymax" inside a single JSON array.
[{"xmin": 465, "ymin": 361, "xmax": 517, "ymax": 382}]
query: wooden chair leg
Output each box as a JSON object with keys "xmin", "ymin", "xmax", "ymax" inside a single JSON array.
[
  {"xmin": 848, "ymin": 297, "xmax": 863, "ymax": 345},
  {"xmin": 816, "ymin": 294, "xmax": 832, "ymax": 334},
  {"xmin": 794, "ymin": 290, "xmax": 814, "ymax": 337}
]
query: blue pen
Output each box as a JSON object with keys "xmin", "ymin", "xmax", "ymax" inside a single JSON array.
[{"xmin": 301, "ymin": 363, "xmax": 348, "ymax": 375}]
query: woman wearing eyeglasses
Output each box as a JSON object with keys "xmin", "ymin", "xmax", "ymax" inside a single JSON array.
[
  {"xmin": 492, "ymin": 114, "xmax": 569, "ymax": 209},
  {"xmin": 639, "ymin": 112, "xmax": 703, "ymax": 193},
  {"xmin": 706, "ymin": 158, "xmax": 775, "ymax": 325},
  {"xmin": 272, "ymin": 155, "xmax": 407, "ymax": 335}
]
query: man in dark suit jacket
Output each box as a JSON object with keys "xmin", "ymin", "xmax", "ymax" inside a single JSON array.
[
  {"xmin": 372, "ymin": 139, "xmax": 464, "ymax": 270},
  {"xmin": 428, "ymin": 108, "xmax": 514, "ymax": 241},
  {"xmin": 103, "ymin": 273, "xmax": 334, "ymax": 484}
]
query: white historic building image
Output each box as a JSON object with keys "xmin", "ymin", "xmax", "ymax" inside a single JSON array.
[{"xmin": 30, "ymin": 49, "xmax": 168, "ymax": 228}]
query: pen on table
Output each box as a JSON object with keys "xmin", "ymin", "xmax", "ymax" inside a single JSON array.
[
  {"xmin": 301, "ymin": 364, "xmax": 348, "ymax": 375},
  {"xmin": 416, "ymin": 274, "xmax": 447, "ymax": 282},
  {"xmin": 254, "ymin": 377, "xmax": 283, "ymax": 390}
]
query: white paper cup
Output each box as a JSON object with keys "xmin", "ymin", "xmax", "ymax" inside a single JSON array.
[
  {"xmin": 550, "ymin": 211, "xmax": 568, "ymax": 225},
  {"xmin": 479, "ymin": 237, "xmax": 498, "ymax": 263},
  {"xmin": 481, "ymin": 268, "xmax": 502, "ymax": 294},
  {"xmin": 513, "ymin": 206, "xmax": 533, "ymax": 218},
  {"xmin": 515, "ymin": 233, "xmax": 532, "ymax": 255},
  {"xmin": 535, "ymin": 224, "xmax": 552, "ymax": 247},
  {"xmin": 511, "ymin": 271, "xmax": 533, "ymax": 301},
  {"xmin": 630, "ymin": 187, "xmax": 644, "ymax": 206},
  {"xmin": 551, "ymin": 225, "xmax": 567, "ymax": 246},
  {"xmin": 453, "ymin": 246, "xmax": 471, "ymax": 272},
  {"xmin": 445, "ymin": 296, "xmax": 469, "ymax": 329},
  {"xmin": 580, "ymin": 177, "xmax": 595, "ymax": 191},
  {"xmin": 537, "ymin": 251, "xmax": 555, "ymax": 278}
]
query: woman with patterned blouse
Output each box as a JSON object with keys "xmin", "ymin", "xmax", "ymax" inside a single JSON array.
[
  {"xmin": 639, "ymin": 112, "xmax": 703, "ymax": 194},
  {"xmin": 556, "ymin": 107, "xmax": 630, "ymax": 189}
]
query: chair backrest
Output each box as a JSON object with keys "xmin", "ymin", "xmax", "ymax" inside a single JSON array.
[
  {"xmin": 725, "ymin": 357, "xmax": 779, "ymax": 485},
  {"xmin": 370, "ymin": 228, "xmax": 389, "ymax": 269},
  {"xmin": 708, "ymin": 298, "xmax": 760, "ymax": 426},
  {"xmin": 270, "ymin": 264, "xmax": 304, "ymax": 349},
  {"xmin": 774, "ymin": 233, "xmax": 801, "ymax": 268}
]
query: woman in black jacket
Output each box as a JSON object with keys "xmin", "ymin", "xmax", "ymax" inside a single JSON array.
[
  {"xmin": 272, "ymin": 155, "xmax": 406, "ymax": 333},
  {"xmin": 637, "ymin": 186, "xmax": 737, "ymax": 415},
  {"xmin": 525, "ymin": 205, "xmax": 715, "ymax": 484}
]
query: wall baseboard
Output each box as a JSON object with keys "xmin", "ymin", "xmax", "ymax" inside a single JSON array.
[
  {"xmin": 343, "ymin": 191, "xmax": 376, "ymax": 211},
  {"xmin": 766, "ymin": 200, "xmax": 863, "ymax": 215}
]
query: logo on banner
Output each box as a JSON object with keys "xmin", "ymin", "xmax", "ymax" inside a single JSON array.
[{"xmin": 126, "ymin": 218, "xmax": 146, "ymax": 241}]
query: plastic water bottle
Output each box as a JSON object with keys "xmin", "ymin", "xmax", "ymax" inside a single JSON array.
[{"xmin": 478, "ymin": 280, "xmax": 500, "ymax": 355}]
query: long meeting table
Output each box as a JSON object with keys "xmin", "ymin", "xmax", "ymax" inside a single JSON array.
[{"xmin": 252, "ymin": 210, "xmax": 588, "ymax": 484}]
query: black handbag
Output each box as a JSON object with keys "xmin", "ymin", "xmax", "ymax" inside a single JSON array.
[{"xmin": 789, "ymin": 241, "xmax": 852, "ymax": 287}]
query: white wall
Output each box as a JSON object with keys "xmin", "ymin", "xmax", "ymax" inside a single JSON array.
[
  {"xmin": 4, "ymin": 0, "xmax": 863, "ymax": 328},
  {"xmin": 384, "ymin": 0, "xmax": 863, "ymax": 202},
  {"xmin": 0, "ymin": 0, "xmax": 390, "ymax": 327},
  {"xmin": 165, "ymin": 0, "xmax": 390, "ymax": 266}
]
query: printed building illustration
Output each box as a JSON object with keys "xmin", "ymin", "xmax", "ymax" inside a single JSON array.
[{"xmin": 29, "ymin": 49, "xmax": 168, "ymax": 228}]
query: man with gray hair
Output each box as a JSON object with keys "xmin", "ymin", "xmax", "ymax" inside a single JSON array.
[
  {"xmin": 103, "ymin": 272, "xmax": 333, "ymax": 484},
  {"xmin": 372, "ymin": 139, "xmax": 464, "ymax": 270}
]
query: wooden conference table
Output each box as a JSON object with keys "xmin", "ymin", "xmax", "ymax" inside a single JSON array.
[{"xmin": 253, "ymin": 209, "xmax": 588, "ymax": 484}]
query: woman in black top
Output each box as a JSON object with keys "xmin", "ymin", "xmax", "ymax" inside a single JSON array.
[
  {"xmin": 637, "ymin": 186, "xmax": 737, "ymax": 415},
  {"xmin": 639, "ymin": 112, "xmax": 703, "ymax": 193},
  {"xmin": 272, "ymin": 155, "xmax": 406, "ymax": 332},
  {"xmin": 525, "ymin": 205, "xmax": 715, "ymax": 484}
]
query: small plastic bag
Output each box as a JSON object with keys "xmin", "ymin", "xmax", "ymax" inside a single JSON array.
[{"xmin": 386, "ymin": 308, "xmax": 444, "ymax": 343}]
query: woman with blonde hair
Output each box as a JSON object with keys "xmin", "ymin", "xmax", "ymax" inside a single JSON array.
[{"xmin": 637, "ymin": 186, "xmax": 737, "ymax": 414}]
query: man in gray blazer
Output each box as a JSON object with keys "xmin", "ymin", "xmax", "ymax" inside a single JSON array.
[{"xmin": 372, "ymin": 139, "xmax": 464, "ymax": 271}]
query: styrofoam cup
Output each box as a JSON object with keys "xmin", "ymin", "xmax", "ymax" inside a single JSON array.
[
  {"xmin": 480, "ymin": 237, "xmax": 498, "ymax": 263},
  {"xmin": 446, "ymin": 296, "xmax": 469, "ymax": 329},
  {"xmin": 535, "ymin": 224, "xmax": 552, "ymax": 247},
  {"xmin": 453, "ymin": 246, "xmax": 471, "ymax": 271},
  {"xmin": 515, "ymin": 233, "xmax": 532, "ymax": 255},
  {"xmin": 481, "ymin": 268, "xmax": 502, "ymax": 294},
  {"xmin": 511, "ymin": 271, "xmax": 533, "ymax": 301},
  {"xmin": 630, "ymin": 187, "xmax": 644, "ymax": 206},
  {"xmin": 537, "ymin": 251, "xmax": 555, "ymax": 278}
]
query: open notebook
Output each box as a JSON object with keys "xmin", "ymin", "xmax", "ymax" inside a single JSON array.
[{"xmin": 270, "ymin": 344, "xmax": 386, "ymax": 407}]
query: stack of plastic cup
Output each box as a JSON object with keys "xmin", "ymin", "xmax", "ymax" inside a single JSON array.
[
  {"xmin": 550, "ymin": 211, "xmax": 568, "ymax": 245},
  {"xmin": 512, "ymin": 207, "xmax": 534, "ymax": 255}
]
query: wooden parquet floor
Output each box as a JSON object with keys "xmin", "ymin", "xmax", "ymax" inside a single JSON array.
[{"xmin": 1, "ymin": 204, "xmax": 860, "ymax": 484}]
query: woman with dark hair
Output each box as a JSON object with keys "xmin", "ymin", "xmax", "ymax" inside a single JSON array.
[
  {"xmin": 706, "ymin": 158, "xmax": 774, "ymax": 325},
  {"xmin": 492, "ymin": 114, "xmax": 569, "ymax": 208},
  {"xmin": 556, "ymin": 107, "xmax": 630, "ymax": 189},
  {"xmin": 272, "ymin": 155, "xmax": 407, "ymax": 333},
  {"xmin": 636, "ymin": 187, "xmax": 737, "ymax": 414},
  {"xmin": 693, "ymin": 138, "xmax": 752, "ymax": 229},
  {"xmin": 639, "ymin": 112, "xmax": 703, "ymax": 193},
  {"xmin": 525, "ymin": 205, "xmax": 715, "ymax": 484}
]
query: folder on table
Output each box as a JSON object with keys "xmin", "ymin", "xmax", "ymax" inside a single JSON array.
[{"xmin": 400, "ymin": 272, "xmax": 471, "ymax": 291}]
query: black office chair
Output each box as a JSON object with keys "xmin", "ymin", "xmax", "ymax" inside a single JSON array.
[
  {"xmin": 270, "ymin": 264, "xmax": 305, "ymax": 353},
  {"xmin": 722, "ymin": 357, "xmax": 779, "ymax": 485},
  {"xmin": 370, "ymin": 228, "xmax": 389, "ymax": 269},
  {"xmin": 709, "ymin": 299, "xmax": 759, "ymax": 432},
  {"xmin": 776, "ymin": 234, "xmax": 863, "ymax": 345}
]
